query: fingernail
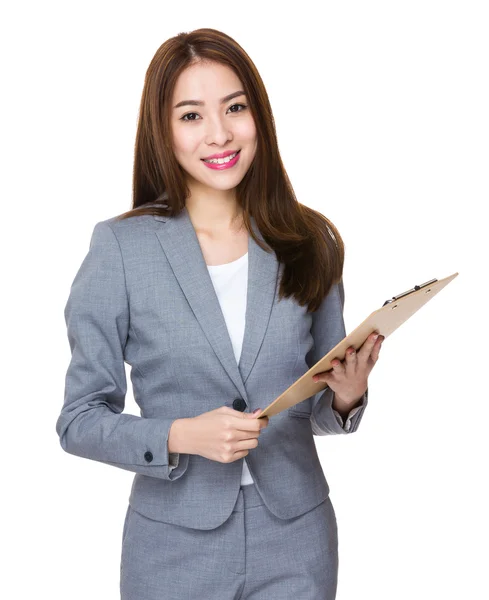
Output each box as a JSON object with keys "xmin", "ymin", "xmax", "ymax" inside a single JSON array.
[{"xmin": 253, "ymin": 408, "xmax": 261, "ymax": 414}]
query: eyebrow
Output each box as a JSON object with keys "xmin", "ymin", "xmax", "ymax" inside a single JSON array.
[{"xmin": 173, "ymin": 90, "xmax": 246, "ymax": 109}]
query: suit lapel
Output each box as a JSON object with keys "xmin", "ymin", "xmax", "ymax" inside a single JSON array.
[{"xmin": 153, "ymin": 207, "xmax": 279, "ymax": 400}]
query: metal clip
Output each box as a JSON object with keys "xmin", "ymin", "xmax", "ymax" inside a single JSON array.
[{"xmin": 383, "ymin": 278, "xmax": 438, "ymax": 306}]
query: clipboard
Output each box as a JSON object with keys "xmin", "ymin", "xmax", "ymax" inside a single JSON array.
[{"xmin": 258, "ymin": 272, "xmax": 459, "ymax": 419}]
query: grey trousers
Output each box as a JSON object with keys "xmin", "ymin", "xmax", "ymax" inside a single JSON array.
[{"xmin": 120, "ymin": 483, "xmax": 339, "ymax": 599}]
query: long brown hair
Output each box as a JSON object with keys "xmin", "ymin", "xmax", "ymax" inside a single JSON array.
[{"xmin": 116, "ymin": 28, "xmax": 344, "ymax": 313}]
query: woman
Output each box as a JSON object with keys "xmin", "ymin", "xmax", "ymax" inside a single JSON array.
[{"xmin": 56, "ymin": 28, "xmax": 384, "ymax": 600}]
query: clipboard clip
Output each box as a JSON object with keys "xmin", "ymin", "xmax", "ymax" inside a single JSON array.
[{"xmin": 382, "ymin": 278, "xmax": 438, "ymax": 307}]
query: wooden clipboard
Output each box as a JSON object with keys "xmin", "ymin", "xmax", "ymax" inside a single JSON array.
[{"xmin": 258, "ymin": 272, "xmax": 459, "ymax": 419}]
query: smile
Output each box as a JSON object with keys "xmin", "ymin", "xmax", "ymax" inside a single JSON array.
[{"xmin": 201, "ymin": 150, "xmax": 241, "ymax": 170}]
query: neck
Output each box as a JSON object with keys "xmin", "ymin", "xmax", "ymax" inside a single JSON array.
[{"xmin": 185, "ymin": 185, "xmax": 244, "ymax": 234}]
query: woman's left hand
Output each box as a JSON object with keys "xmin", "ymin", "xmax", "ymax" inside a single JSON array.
[{"xmin": 312, "ymin": 332, "xmax": 384, "ymax": 404}]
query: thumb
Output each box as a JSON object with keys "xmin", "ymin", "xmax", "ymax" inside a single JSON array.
[{"xmin": 247, "ymin": 408, "xmax": 262, "ymax": 417}]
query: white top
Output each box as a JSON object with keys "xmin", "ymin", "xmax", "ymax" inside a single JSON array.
[{"xmin": 207, "ymin": 252, "xmax": 254, "ymax": 485}]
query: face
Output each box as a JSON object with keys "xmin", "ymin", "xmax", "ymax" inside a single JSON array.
[{"xmin": 170, "ymin": 61, "xmax": 257, "ymax": 194}]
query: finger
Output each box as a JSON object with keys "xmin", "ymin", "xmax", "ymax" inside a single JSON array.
[
  {"xmin": 344, "ymin": 346, "xmax": 358, "ymax": 370},
  {"xmin": 248, "ymin": 413, "xmax": 268, "ymax": 423},
  {"xmin": 238, "ymin": 416, "xmax": 267, "ymax": 432},
  {"xmin": 313, "ymin": 352, "xmax": 346, "ymax": 382},
  {"xmin": 358, "ymin": 332, "xmax": 381, "ymax": 362},
  {"xmin": 312, "ymin": 369, "xmax": 334, "ymax": 383},
  {"xmin": 245, "ymin": 409, "xmax": 269, "ymax": 424},
  {"xmin": 369, "ymin": 336, "xmax": 384, "ymax": 363},
  {"xmin": 330, "ymin": 357, "xmax": 346, "ymax": 375},
  {"xmin": 243, "ymin": 409, "xmax": 262, "ymax": 418}
]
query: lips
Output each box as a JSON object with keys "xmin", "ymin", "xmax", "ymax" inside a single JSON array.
[
  {"xmin": 201, "ymin": 149, "xmax": 241, "ymax": 160},
  {"xmin": 201, "ymin": 149, "xmax": 241, "ymax": 170}
]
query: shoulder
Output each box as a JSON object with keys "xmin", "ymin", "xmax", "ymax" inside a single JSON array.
[{"xmin": 93, "ymin": 212, "xmax": 160, "ymax": 242}]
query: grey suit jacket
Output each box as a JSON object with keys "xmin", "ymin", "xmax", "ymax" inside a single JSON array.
[{"xmin": 56, "ymin": 206, "xmax": 368, "ymax": 530}]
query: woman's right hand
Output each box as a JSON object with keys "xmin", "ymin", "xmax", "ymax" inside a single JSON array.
[{"xmin": 187, "ymin": 406, "xmax": 269, "ymax": 463}]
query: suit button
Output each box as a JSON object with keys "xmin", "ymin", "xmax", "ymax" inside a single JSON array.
[
  {"xmin": 233, "ymin": 398, "xmax": 246, "ymax": 412},
  {"xmin": 144, "ymin": 451, "xmax": 153, "ymax": 463}
]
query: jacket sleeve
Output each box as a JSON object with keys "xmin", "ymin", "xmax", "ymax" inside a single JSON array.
[
  {"xmin": 56, "ymin": 220, "xmax": 189, "ymax": 480},
  {"xmin": 307, "ymin": 277, "xmax": 369, "ymax": 435}
]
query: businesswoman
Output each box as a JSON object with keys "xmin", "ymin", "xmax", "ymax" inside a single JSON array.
[{"xmin": 56, "ymin": 28, "xmax": 384, "ymax": 600}]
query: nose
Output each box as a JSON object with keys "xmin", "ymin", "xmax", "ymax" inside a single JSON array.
[{"xmin": 205, "ymin": 114, "xmax": 232, "ymax": 147}]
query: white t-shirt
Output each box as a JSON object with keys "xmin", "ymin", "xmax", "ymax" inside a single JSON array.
[{"xmin": 207, "ymin": 251, "xmax": 254, "ymax": 485}]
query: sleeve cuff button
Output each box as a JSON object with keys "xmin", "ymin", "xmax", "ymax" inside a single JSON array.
[{"xmin": 144, "ymin": 451, "xmax": 153, "ymax": 463}]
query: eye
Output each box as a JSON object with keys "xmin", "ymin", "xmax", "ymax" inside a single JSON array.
[
  {"xmin": 180, "ymin": 103, "xmax": 248, "ymax": 122},
  {"xmin": 180, "ymin": 112, "xmax": 200, "ymax": 122},
  {"xmin": 228, "ymin": 103, "xmax": 247, "ymax": 113}
]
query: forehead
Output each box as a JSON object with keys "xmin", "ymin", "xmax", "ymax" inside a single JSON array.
[{"xmin": 172, "ymin": 61, "xmax": 243, "ymax": 102}]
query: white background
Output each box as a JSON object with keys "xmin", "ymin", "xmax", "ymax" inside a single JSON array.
[{"xmin": 2, "ymin": 1, "xmax": 487, "ymax": 598}]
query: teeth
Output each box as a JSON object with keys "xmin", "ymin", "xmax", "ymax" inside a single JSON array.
[{"xmin": 204, "ymin": 151, "xmax": 238, "ymax": 164}]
